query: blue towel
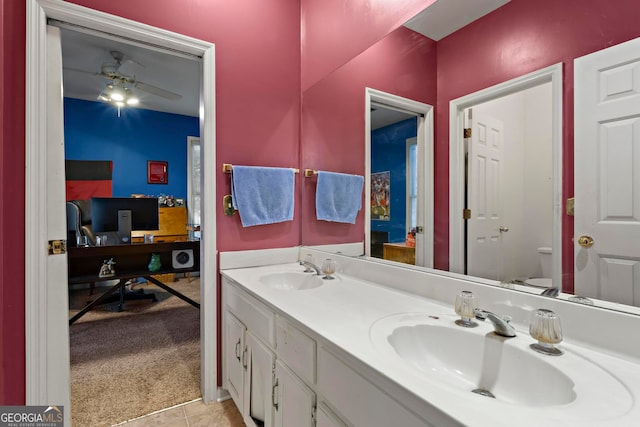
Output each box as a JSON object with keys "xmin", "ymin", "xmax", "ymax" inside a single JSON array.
[
  {"xmin": 231, "ymin": 166, "xmax": 295, "ymax": 227},
  {"xmin": 316, "ymin": 171, "xmax": 364, "ymax": 224}
]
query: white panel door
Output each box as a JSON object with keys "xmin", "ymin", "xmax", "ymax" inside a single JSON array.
[
  {"xmin": 467, "ymin": 113, "xmax": 505, "ymax": 280},
  {"xmin": 574, "ymin": 37, "xmax": 640, "ymax": 305}
]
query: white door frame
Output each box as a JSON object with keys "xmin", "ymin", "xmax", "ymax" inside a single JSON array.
[
  {"xmin": 26, "ymin": 0, "xmax": 219, "ymax": 416},
  {"xmin": 449, "ymin": 63, "xmax": 563, "ymax": 287},
  {"xmin": 365, "ymin": 88, "xmax": 434, "ymax": 268}
]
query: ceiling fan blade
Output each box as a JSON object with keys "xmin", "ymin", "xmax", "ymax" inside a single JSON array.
[
  {"xmin": 134, "ymin": 81, "xmax": 182, "ymax": 100},
  {"xmin": 63, "ymin": 67, "xmax": 101, "ymax": 78}
]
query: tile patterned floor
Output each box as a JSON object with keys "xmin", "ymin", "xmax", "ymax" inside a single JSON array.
[{"xmin": 115, "ymin": 399, "xmax": 244, "ymax": 427}]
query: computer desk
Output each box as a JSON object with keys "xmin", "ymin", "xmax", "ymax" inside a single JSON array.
[{"xmin": 67, "ymin": 240, "xmax": 200, "ymax": 325}]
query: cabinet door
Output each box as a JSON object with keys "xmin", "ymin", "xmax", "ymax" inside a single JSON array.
[
  {"xmin": 225, "ymin": 312, "xmax": 245, "ymax": 410},
  {"xmin": 244, "ymin": 331, "xmax": 275, "ymax": 427},
  {"xmin": 274, "ymin": 360, "xmax": 315, "ymax": 427},
  {"xmin": 316, "ymin": 404, "xmax": 347, "ymax": 427}
]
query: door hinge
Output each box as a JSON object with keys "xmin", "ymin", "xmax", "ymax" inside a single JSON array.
[
  {"xmin": 48, "ymin": 239, "xmax": 66, "ymax": 255},
  {"xmin": 463, "ymin": 209, "xmax": 471, "ymax": 219},
  {"xmin": 566, "ymin": 197, "xmax": 575, "ymax": 216},
  {"xmin": 311, "ymin": 405, "xmax": 317, "ymax": 424},
  {"xmin": 463, "ymin": 128, "xmax": 472, "ymax": 138}
]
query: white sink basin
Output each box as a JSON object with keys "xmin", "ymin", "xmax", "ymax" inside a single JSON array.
[
  {"xmin": 259, "ymin": 271, "xmax": 323, "ymax": 290},
  {"xmin": 388, "ymin": 322, "xmax": 574, "ymax": 406},
  {"xmin": 370, "ymin": 313, "xmax": 632, "ymax": 418}
]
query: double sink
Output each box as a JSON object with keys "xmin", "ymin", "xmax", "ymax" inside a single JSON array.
[{"xmin": 245, "ymin": 264, "xmax": 636, "ymax": 424}]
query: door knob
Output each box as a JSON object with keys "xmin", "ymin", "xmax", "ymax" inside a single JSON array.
[
  {"xmin": 499, "ymin": 226, "xmax": 509, "ymax": 232},
  {"xmin": 578, "ymin": 235, "xmax": 594, "ymax": 248}
]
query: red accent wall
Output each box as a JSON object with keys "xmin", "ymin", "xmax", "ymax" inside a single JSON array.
[
  {"xmin": 434, "ymin": 0, "xmax": 640, "ymax": 291},
  {"xmin": 302, "ymin": 26, "xmax": 437, "ymax": 245},
  {"xmin": 62, "ymin": 0, "xmax": 302, "ymax": 254},
  {"xmin": 3, "ymin": 0, "xmax": 640, "ymax": 404},
  {"xmin": 1, "ymin": 0, "xmax": 300, "ymax": 403},
  {"xmin": 0, "ymin": 0, "xmax": 26, "ymax": 405},
  {"xmin": 301, "ymin": 0, "xmax": 436, "ymax": 91}
]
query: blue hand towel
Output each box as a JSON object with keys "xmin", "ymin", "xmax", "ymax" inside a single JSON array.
[
  {"xmin": 316, "ymin": 171, "xmax": 364, "ymax": 224},
  {"xmin": 231, "ymin": 166, "xmax": 295, "ymax": 227}
]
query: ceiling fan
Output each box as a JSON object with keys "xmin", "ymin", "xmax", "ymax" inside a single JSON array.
[{"xmin": 65, "ymin": 50, "xmax": 182, "ymax": 107}]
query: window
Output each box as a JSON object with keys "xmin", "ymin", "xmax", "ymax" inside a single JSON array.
[
  {"xmin": 406, "ymin": 137, "xmax": 417, "ymax": 230},
  {"xmin": 187, "ymin": 136, "xmax": 201, "ymax": 228}
]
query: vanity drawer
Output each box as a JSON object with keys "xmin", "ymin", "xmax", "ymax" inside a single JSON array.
[
  {"xmin": 276, "ymin": 316, "xmax": 316, "ymax": 385},
  {"xmin": 223, "ymin": 279, "xmax": 275, "ymax": 347}
]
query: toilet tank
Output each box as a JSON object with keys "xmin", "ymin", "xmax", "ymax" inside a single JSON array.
[{"xmin": 538, "ymin": 246, "xmax": 552, "ymax": 278}]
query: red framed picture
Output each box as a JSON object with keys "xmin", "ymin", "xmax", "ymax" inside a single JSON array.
[{"xmin": 147, "ymin": 160, "xmax": 168, "ymax": 184}]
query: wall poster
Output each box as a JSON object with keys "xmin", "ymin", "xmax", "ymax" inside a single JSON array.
[
  {"xmin": 147, "ymin": 160, "xmax": 168, "ymax": 184},
  {"xmin": 371, "ymin": 171, "xmax": 390, "ymax": 221}
]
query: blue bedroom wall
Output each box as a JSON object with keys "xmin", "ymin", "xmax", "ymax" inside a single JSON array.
[
  {"xmin": 64, "ymin": 98, "xmax": 199, "ymax": 199},
  {"xmin": 370, "ymin": 117, "xmax": 417, "ymax": 243}
]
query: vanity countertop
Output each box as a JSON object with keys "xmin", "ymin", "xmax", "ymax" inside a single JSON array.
[{"xmin": 221, "ymin": 262, "xmax": 640, "ymax": 427}]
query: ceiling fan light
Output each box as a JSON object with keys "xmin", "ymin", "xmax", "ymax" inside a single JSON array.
[
  {"xmin": 126, "ymin": 96, "xmax": 139, "ymax": 106},
  {"xmin": 114, "ymin": 100, "xmax": 125, "ymax": 107},
  {"xmin": 110, "ymin": 91, "xmax": 124, "ymax": 102}
]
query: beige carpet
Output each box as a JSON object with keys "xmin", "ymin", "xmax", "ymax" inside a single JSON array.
[{"xmin": 69, "ymin": 277, "xmax": 202, "ymax": 427}]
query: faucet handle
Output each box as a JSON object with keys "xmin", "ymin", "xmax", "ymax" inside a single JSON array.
[
  {"xmin": 529, "ymin": 309, "xmax": 563, "ymax": 356},
  {"xmin": 454, "ymin": 291, "xmax": 479, "ymax": 328}
]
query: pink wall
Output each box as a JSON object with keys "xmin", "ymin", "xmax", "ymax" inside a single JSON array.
[
  {"xmin": 0, "ymin": 0, "xmax": 27, "ymax": 405},
  {"xmin": 65, "ymin": 0, "xmax": 303, "ymax": 253},
  {"xmin": 1, "ymin": 0, "xmax": 300, "ymax": 404},
  {"xmin": 302, "ymin": 27, "xmax": 437, "ymax": 245},
  {"xmin": 301, "ymin": 0, "xmax": 436, "ymax": 91},
  {"xmin": 435, "ymin": 0, "xmax": 640, "ymax": 291},
  {"xmin": 3, "ymin": 0, "xmax": 640, "ymax": 406}
]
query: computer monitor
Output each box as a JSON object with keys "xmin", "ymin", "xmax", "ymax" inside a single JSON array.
[{"xmin": 91, "ymin": 197, "xmax": 159, "ymax": 244}]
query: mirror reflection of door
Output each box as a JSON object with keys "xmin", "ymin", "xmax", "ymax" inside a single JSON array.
[
  {"xmin": 370, "ymin": 104, "xmax": 418, "ymax": 265},
  {"xmin": 574, "ymin": 37, "xmax": 640, "ymax": 306},
  {"xmin": 464, "ymin": 82, "xmax": 553, "ymax": 287},
  {"xmin": 466, "ymin": 111, "xmax": 505, "ymax": 280}
]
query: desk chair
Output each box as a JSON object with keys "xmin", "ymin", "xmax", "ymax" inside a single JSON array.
[
  {"xmin": 67, "ymin": 200, "xmax": 97, "ymax": 294},
  {"xmin": 66, "ymin": 199, "xmax": 96, "ymax": 245}
]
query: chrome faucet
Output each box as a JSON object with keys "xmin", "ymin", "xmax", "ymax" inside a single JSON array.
[
  {"xmin": 474, "ymin": 308, "xmax": 516, "ymax": 337},
  {"xmin": 300, "ymin": 260, "xmax": 321, "ymax": 275}
]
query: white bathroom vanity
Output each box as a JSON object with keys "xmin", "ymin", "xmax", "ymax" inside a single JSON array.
[{"xmin": 220, "ymin": 247, "xmax": 640, "ymax": 427}]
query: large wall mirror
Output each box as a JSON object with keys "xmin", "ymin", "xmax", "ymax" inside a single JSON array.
[{"xmin": 300, "ymin": 0, "xmax": 640, "ymax": 315}]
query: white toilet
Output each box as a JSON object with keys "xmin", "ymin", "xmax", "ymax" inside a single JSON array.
[{"xmin": 525, "ymin": 247, "xmax": 553, "ymax": 288}]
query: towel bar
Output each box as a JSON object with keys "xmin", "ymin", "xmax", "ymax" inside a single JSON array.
[
  {"xmin": 222, "ymin": 163, "xmax": 299, "ymax": 174},
  {"xmin": 304, "ymin": 169, "xmax": 318, "ymax": 177}
]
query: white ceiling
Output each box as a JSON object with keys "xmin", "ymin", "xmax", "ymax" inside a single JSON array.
[
  {"xmin": 404, "ymin": 0, "xmax": 510, "ymax": 41},
  {"xmin": 60, "ymin": 26, "xmax": 201, "ymax": 117},
  {"xmin": 59, "ymin": 0, "xmax": 509, "ymax": 120}
]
